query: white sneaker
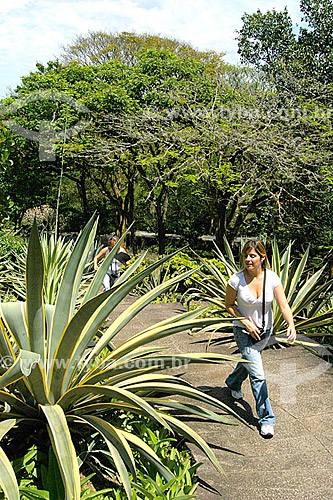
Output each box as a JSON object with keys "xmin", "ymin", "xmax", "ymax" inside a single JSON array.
[
  {"xmin": 231, "ymin": 389, "xmax": 244, "ymax": 400},
  {"xmin": 260, "ymin": 424, "xmax": 274, "ymax": 437}
]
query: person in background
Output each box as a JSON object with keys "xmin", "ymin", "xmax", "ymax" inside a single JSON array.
[
  {"xmin": 93, "ymin": 236, "xmax": 128, "ymax": 290},
  {"xmin": 224, "ymin": 239, "xmax": 296, "ymax": 439}
]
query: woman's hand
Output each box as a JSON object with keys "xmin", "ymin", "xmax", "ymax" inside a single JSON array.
[
  {"xmin": 242, "ymin": 318, "xmax": 262, "ymax": 341},
  {"xmin": 286, "ymin": 325, "xmax": 297, "ymax": 343}
]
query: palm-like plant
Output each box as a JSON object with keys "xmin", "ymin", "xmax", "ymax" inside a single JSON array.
[
  {"xmin": 186, "ymin": 237, "xmax": 333, "ymax": 337},
  {"xmin": 0, "ymin": 217, "xmax": 244, "ymax": 500}
]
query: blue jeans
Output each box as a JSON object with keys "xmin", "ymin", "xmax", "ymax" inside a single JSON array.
[
  {"xmin": 225, "ymin": 326, "xmax": 275, "ymax": 426},
  {"xmin": 102, "ymin": 272, "xmax": 120, "ymax": 291}
]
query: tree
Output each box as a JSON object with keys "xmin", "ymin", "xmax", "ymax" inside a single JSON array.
[
  {"xmin": 0, "ymin": 126, "xmax": 14, "ymax": 218},
  {"xmin": 1, "ymin": 36, "xmax": 226, "ymax": 241},
  {"xmin": 236, "ymin": 8, "xmax": 296, "ymax": 73},
  {"xmin": 1, "ymin": 31, "xmax": 331, "ymax": 253},
  {"xmin": 236, "ymin": 0, "xmax": 333, "ymax": 86},
  {"xmin": 61, "ymin": 30, "xmax": 224, "ymax": 67},
  {"xmin": 235, "ymin": 1, "xmax": 332, "ymax": 248}
]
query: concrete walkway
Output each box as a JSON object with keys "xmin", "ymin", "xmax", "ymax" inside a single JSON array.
[{"xmin": 108, "ymin": 296, "xmax": 333, "ymax": 500}]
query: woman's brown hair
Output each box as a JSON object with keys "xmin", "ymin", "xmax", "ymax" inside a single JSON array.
[{"xmin": 242, "ymin": 239, "xmax": 269, "ymax": 269}]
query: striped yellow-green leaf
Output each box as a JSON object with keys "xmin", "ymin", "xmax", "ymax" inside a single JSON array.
[
  {"xmin": 0, "ymin": 302, "xmax": 28, "ymax": 350},
  {"xmin": 0, "ymin": 349, "xmax": 40, "ymax": 390},
  {"xmin": 73, "ymin": 267, "xmax": 200, "ymax": 376},
  {"xmin": 81, "ymin": 351, "xmax": 242, "ymax": 386},
  {"xmin": 41, "ymin": 404, "xmax": 80, "ymax": 500},
  {"xmin": 0, "ymin": 391, "xmax": 38, "ymax": 417},
  {"xmin": 101, "ymin": 316, "xmax": 237, "ymax": 365},
  {"xmin": 72, "ymin": 414, "xmax": 135, "ymax": 499},
  {"xmin": 26, "ymin": 220, "xmax": 46, "ymax": 363},
  {"xmin": 0, "ymin": 419, "xmax": 19, "ymax": 500},
  {"xmin": 0, "ymin": 319, "xmax": 15, "ymax": 363},
  {"xmin": 160, "ymin": 412, "xmax": 225, "ymax": 474},
  {"xmin": 26, "ymin": 362, "xmax": 51, "ymax": 405},
  {"xmin": 118, "ymin": 380, "xmax": 247, "ymax": 425},
  {"xmin": 47, "ymin": 215, "xmax": 98, "ymax": 372},
  {"xmin": 58, "ymin": 385, "xmax": 171, "ymax": 431}
]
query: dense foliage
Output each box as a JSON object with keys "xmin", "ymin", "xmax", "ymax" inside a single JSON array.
[{"xmin": 0, "ymin": 22, "xmax": 331, "ymax": 256}]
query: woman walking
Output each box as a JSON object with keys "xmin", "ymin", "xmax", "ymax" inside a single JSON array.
[
  {"xmin": 224, "ymin": 239, "xmax": 296, "ymax": 438},
  {"xmin": 94, "ymin": 236, "xmax": 129, "ymax": 290}
]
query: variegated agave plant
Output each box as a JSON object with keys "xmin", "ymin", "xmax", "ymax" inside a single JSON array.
[
  {"xmin": 0, "ymin": 217, "xmax": 243, "ymax": 500},
  {"xmin": 2, "ymin": 232, "xmax": 89, "ymax": 304},
  {"xmin": 186, "ymin": 237, "xmax": 333, "ymax": 338}
]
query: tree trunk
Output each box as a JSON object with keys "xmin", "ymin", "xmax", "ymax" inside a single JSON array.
[
  {"xmin": 156, "ymin": 206, "xmax": 166, "ymax": 254},
  {"xmin": 154, "ymin": 188, "xmax": 168, "ymax": 254},
  {"xmin": 214, "ymin": 199, "xmax": 227, "ymax": 248},
  {"xmin": 77, "ymin": 171, "xmax": 89, "ymax": 219}
]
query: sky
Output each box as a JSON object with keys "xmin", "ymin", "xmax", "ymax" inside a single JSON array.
[{"xmin": 0, "ymin": 0, "xmax": 303, "ymax": 99}]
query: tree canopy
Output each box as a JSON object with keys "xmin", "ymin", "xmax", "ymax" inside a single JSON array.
[{"xmin": 0, "ymin": 28, "xmax": 331, "ymax": 254}]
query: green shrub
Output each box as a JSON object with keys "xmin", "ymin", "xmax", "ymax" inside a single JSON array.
[{"xmin": 0, "ymin": 225, "xmax": 25, "ymax": 259}]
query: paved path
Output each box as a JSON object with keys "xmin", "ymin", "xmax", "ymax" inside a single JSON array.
[{"xmin": 108, "ymin": 296, "xmax": 333, "ymax": 500}]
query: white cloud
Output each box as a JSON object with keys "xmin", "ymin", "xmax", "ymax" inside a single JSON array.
[
  {"xmin": 0, "ymin": 0, "xmax": 302, "ymax": 98},
  {"xmin": 0, "ymin": 0, "xmax": 32, "ymax": 15}
]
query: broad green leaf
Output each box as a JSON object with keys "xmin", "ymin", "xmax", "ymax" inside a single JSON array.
[
  {"xmin": 26, "ymin": 220, "xmax": 46, "ymax": 362},
  {"xmin": 0, "ymin": 447, "xmax": 19, "ymax": 500},
  {"xmin": 72, "ymin": 415, "xmax": 134, "ymax": 499},
  {"xmin": 0, "ymin": 319, "xmax": 14, "ymax": 363},
  {"xmin": 58, "ymin": 385, "xmax": 171, "ymax": 431},
  {"xmin": 0, "ymin": 391, "xmax": 38, "ymax": 417},
  {"xmin": 0, "ymin": 419, "xmax": 19, "ymax": 500},
  {"xmin": 47, "ymin": 444, "xmax": 65, "ymax": 500},
  {"xmin": 18, "ymin": 487, "xmax": 50, "ymax": 499},
  {"xmin": 0, "ymin": 302, "xmax": 28, "ymax": 350},
  {"xmin": 26, "ymin": 362, "xmax": 51, "ymax": 405},
  {"xmin": 48, "ymin": 215, "xmax": 98, "ymax": 373},
  {"xmin": 48, "ymin": 287, "xmax": 115, "ymax": 402},
  {"xmin": 0, "ymin": 349, "xmax": 40, "ymax": 390},
  {"xmin": 41, "ymin": 404, "xmax": 80, "ymax": 500}
]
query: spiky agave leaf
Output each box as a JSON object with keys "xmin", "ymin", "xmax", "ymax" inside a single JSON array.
[
  {"xmin": 0, "ymin": 215, "xmax": 250, "ymax": 500},
  {"xmin": 0, "ymin": 419, "xmax": 19, "ymax": 500},
  {"xmin": 41, "ymin": 405, "xmax": 80, "ymax": 500}
]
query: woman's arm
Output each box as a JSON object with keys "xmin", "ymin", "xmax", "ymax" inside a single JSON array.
[
  {"xmin": 93, "ymin": 247, "xmax": 108, "ymax": 271},
  {"xmin": 224, "ymin": 284, "xmax": 261, "ymax": 340},
  {"xmin": 273, "ymin": 283, "xmax": 296, "ymax": 342}
]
